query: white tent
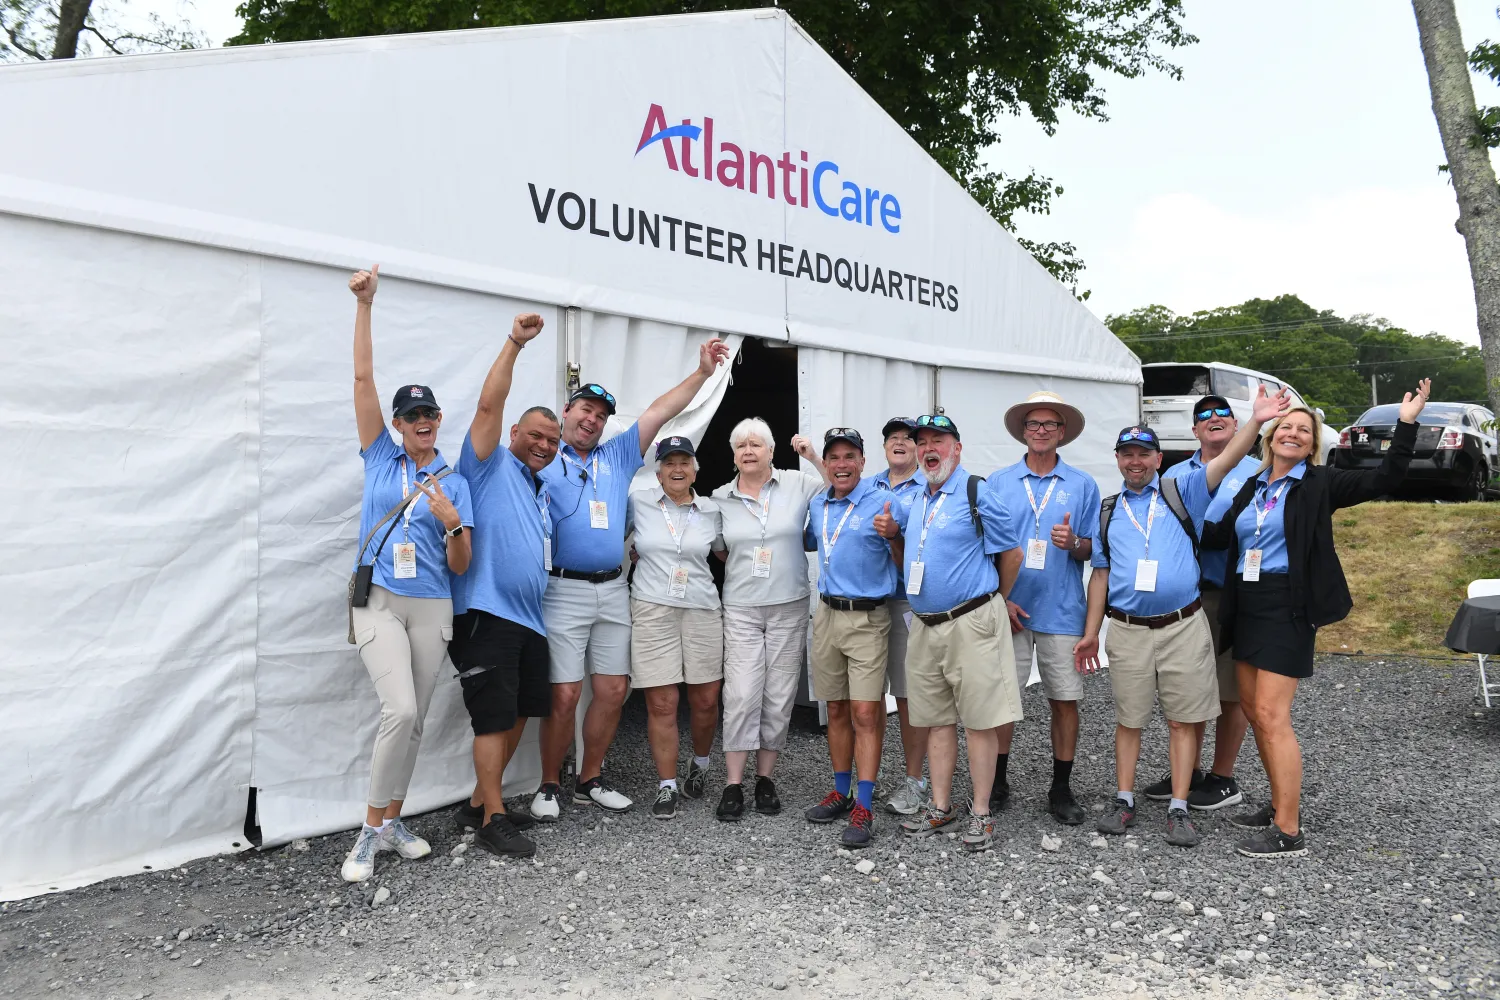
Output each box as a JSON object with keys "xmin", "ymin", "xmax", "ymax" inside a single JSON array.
[{"xmin": 0, "ymin": 9, "xmax": 1140, "ymax": 899}]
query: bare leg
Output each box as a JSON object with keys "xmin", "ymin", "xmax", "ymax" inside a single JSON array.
[
  {"xmin": 756, "ymin": 748, "xmax": 779, "ymax": 778},
  {"xmin": 826, "ymin": 699, "xmax": 855, "ymax": 776},
  {"xmin": 1250, "ymin": 671, "xmax": 1303, "ymax": 835},
  {"xmin": 579, "ymin": 673, "xmax": 630, "ymax": 783},
  {"xmin": 995, "ymin": 721, "xmax": 1015, "ymax": 755},
  {"xmin": 966, "ymin": 726, "xmax": 999, "ymax": 811},
  {"xmin": 540, "ymin": 681, "xmax": 583, "ymax": 786},
  {"xmin": 1167, "ymin": 719, "xmax": 1199, "ymax": 800},
  {"xmin": 643, "ymin": 685, "xmax": 680, "ymax": 781},
  {"xmin": 1115, "ymin": 724, "xmax": 1142, "ymax": 795},
  {"xmin": 894, "ymin": 697, "xmax": 929, "ymax": 779},
  {"xmin": 474, "ymin": 720, "xmax": 525, "ymax": 821},
  {"xmin": 726, "ymin": 750, "xmax": 749, "ymax": 786},
  {"xmin": 1049, "ymin": 700, "xmax": 1079, "ymax": 761},
  {"xmin": 1210, "ymin": 700, "xmax": 1249, "ymax": 777},
  {"xmin": 851, "ymin": 700, "xmax": 885, "ymax": 786},
  {"xmin": 927, "ymin": 724, "xmax": 959, "ymax": 810},
  {"xmin": 685, "ymin": 681, "xmax": 721, "ymax": 758}
]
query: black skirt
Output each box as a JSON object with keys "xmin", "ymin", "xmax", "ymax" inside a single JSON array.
[{"xmin": 1232, "ymin": 573, "xmax": 1315, "ymax": 678}]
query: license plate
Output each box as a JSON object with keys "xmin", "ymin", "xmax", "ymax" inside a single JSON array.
[
  {"xmin": 1380, "ymin": 439, "xmax": 1390, "ymax": 452},
  {"xmin": 1142, "ymin": 413, "xmax": 1160, "ymax": 425}
]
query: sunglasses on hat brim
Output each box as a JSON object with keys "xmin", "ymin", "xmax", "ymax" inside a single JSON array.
[
  {"xmin": 569, "ymin": 383, "xmax": 618, "ymax": 414},
  {"xmin": 915, "ymin": 414, "xmax": 959, "ymax": 438}
]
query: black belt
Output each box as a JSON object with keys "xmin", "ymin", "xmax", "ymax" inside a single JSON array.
[
  {"xmin": 548, "ymin": 566, "xmax": 622, "ymax": 584},
  {"xmin": 819, "ymin": 594, "xmax": 886, "ymax": 612},
  {"xmin": 912, "ymin": 591, "xmax": 996, "ymax": 627},
  {"xmin": 1106, "ymin": 598, "xmax": 1202, "ymax": 630}
]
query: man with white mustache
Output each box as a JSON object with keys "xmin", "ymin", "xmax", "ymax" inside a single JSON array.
[{"xmin": 874, "ymin": 414, "xmax": 1023, "ymax": 853}]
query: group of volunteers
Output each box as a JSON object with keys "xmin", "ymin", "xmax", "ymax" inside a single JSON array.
[{"xmin": 338, "ymin": 266, "xmax": 1433, "ymax": 881}]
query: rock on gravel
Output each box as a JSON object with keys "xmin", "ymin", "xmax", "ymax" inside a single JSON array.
[
  {"xmin": 1150, "ymin": 890, "xmax": 1176, "ymax": 901},
  {"xmin": 371, "ymin": 886, "xmax": 391, "ymax": 906},
  {"xmin": 1090, "ymin": 870, "xmax": 1115, "ymax": 885},
  {"xmin": 854, "ymin": 859, "xmax": 875, "ymax": 875},
  {"xmin": 1040, "ymin": 833, "xmax": 1061, "ymax": 852}
]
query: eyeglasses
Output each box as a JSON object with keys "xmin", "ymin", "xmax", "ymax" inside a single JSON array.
[
  {"xmin": 916, "ymin": 414, "xmax": 957, "ymax": 430},
  {"xmin": 1023, "ymin": 419, "xmax": 1065, "ymax": 432},
  {"xmin": 573, "ymin": 383, "xmax": 617, "ymax": 409},
  {"xmin": 398, "ymin": 407, "xmax": 440, "ymax": 422},
  {"xmin": 1194, "ymin": 406, "xmax": 1234, "ymax": 422}
]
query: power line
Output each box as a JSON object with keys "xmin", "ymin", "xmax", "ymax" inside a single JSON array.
[{"xmin": 1260, "ymin": 354, "xmax": 1471, "ymax": 374}]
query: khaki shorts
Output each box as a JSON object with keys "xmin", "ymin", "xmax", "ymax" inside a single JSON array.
[
  {"xmin": 886, "ymin": 598, "xmax": 912, "ymax": 698},
  {"xmin": 1105, "ymin": 607, "xmax": 1219, "ymax": 728},
  {"xmin": 1199, "ymin": 588, "xmax": 1238, "ymax": 703},
  {"xmin": 629, "ymin": 599, "xmax": 724, "ymax": 688},
  {"xmin": 1011, "ymin": 629, "xmax": 1085, "ymax": 702},
  {"xmin": 906, "ymin": 597, "xmax": 1023, "ymax": 730},
  {"xmin": 811, "ymin": 601, "xmax": 890, "ymax": 702}
]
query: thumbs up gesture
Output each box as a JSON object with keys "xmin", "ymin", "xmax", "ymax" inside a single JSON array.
[
  {"xmin": 1050, "ymin": 510, "xmax": 1076, "ymax": 551},
  {"xmin": 873, "ymin": 500, "xmax": 898, "ymax": 539}
]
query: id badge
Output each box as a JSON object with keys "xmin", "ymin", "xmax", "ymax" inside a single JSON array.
[
  {"xmin": 752, "ymin": 546, "xmax": 773, "ymax": 578},
  {"xmin": 1134, "ymin": 558, "xmax": 1158, "ymax": 592},
  {"xmin": 1243, "ymin": 548, "xmax": 1263, "ymax": 582},
  {"xmin": 1025, "ymin": 538, "xmax": 1047, "ymax": 571},
  {"xmin": 543, "ymin": 542, "xmax": 552, "ymax": 573},
  {"xmin": 668, "ymin": 566, "xmax": 689, "ymax": 599},
  {"xmin": 393, "ymin": 542, "xmax": 417, "ymax": 579},
  {"xmin": 589, "ymin": 500, "xmax": 609, "ymax": 530},
  {"xmin": 906, "ymin": 561, "xmax": 925, "ymax": 595}
]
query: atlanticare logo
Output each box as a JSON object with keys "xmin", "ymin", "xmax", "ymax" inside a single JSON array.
[{"xmin": 635, "ymin": 104, "xmax": 902, "ymax": 234}]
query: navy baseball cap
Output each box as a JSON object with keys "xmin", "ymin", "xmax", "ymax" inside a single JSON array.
[
  {"xmin": 881, "ymin": 417, "xmax": 918, "ymax": 439},
  {"xmin": 823, "ymin": 427, "xmax": 865, "ymax": 454},
  {"xmin": 1192, "ymin": 395, "xmax": 1234, "ymax": 423},
  {"xmin": 567, "ymin": 382, "xmax": 618, "ymax": 415},
  {"xmin": 655, "ymin": 436, "xmax": 696, "ymax": 460},
  {"xmin": 391, "ymin": 384, "xmax": 439, "ymax": 417},
  {"xmin": 915, "ymin": 413, "xmax": 960, "ymax": 441},
  {"xmin": 1115, "ymin": 425, "xmax": 1162, "ymax": 452}
]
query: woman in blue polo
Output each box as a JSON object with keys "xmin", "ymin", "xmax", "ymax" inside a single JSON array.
[{"xmin": 343, "ymin": 265, "xmax": 474, "ymax": 883}]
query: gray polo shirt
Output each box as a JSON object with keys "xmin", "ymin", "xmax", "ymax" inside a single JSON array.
[
  {"xmin": 628, "ymin": 489, "xmax": 726, "ymax": 610},
  {"xmin": 712, "ymin": 468, "xmax": 825, "ymax": 608}
]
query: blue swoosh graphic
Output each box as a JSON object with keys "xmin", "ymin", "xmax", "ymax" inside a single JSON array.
[{"xmin": 636, "ymin": 123, "xmax": 703, "ymax": 154}]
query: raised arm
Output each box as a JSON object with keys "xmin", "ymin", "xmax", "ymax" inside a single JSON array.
[
  {"xmin": 1205, "ymin": 385, "xmax": 1290, "ymax": 490},
  {"xmin": 470, "ymin": 313, "xmax": 546, "ymax": 462},
  {"xmin": 351, "ymin": 266, "xmax": 385, "ymax": 451},
  {"xmin": 635, "ymin": 337, "xmax": 731, "ymax": 453},
  {"xmin": 1329, "ymin": 378, "xmax": 1431, "ymax": 509},
  {"xmin": 790, "ymin": 434, "xmax": 829, "ymax": 482}
]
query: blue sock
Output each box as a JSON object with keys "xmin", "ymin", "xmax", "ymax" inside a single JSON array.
[
  {"xmin": 834, "ymin": 771, "xmax": 852, "ymax": 797},
  {"xmin": 856, "ymin": 780, "xmax": 876, "ymax": 810}
]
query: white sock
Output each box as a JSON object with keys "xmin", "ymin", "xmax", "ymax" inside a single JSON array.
[
  {"xmin": 694, "ymin": 755, "xmax": 711, "ymax": 769},
  {"xmin": 1117, "ymin": 790, "xmax": 1135, "ymax": 807},
  {"xmin": 660, "ymin": 778, "xmax": 678, "ymax": 791},
  {"xmin": 1169, "ymin": 797, "xmax": 1189, "ymax": 813}
]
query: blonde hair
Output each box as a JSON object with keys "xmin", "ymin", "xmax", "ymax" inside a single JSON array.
[
  {"xmin": 1257, "ymin": 406, "xmax": 1323, "ymax": 474},
  {"xmin": 729, "ymin": 417, "xmax": 776, "ymax": 455}
]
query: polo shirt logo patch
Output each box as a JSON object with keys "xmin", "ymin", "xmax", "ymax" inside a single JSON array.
[
  {"xmin": 849, "ymin": 516, "xmax": 862, "ymax": 531},
  {"xmin": 1054, "ymin": 489, "xmax": 1070, "ymax": 504},
  {"xmin": 1226, "ymin": 478, "xmax": 1243, "ymax": 493},
  {"xmin": 936, "ymin": 513, "xmax": 952, "ymax": 529}
]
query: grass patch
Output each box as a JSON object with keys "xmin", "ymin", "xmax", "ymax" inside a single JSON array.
[{"xmin": 1322, "ymin": 501, "xmax": 1500, "ymax": 656}]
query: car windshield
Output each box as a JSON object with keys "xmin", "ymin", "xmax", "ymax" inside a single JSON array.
[
  {"xmin": 1355, "ymin": 404, "xmax": 1461, "ymax": 426},
  {"xmin": 1143, "ymin": 366, "xmax": 1211, "ymax": 397}
]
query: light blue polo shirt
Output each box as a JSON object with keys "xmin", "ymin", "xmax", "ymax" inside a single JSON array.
[
  {"xmin": 355, "ymin": 433, "xmax": 474, "ymax": 600},
  {"xmin": 1166, "ymin": 451, "xmax": 1262, "ymax": 588},
  {"xmin": 457, "ymin": 432, "xmax": 551, "ymax": 635},
  {"xmin": 806, "ymin": 477, "xmax": 898, "ymax": 600},
  {"xmin": 987, "ymin": 454, "xmax": 1100, "ymax": 636},
  {"xmin": 1090, "ymin": 466, "xmax": 1212, "ymax": 617},
  {"xmin": 538, "ymin": 423, "xmax": 644, "ymax": 573},
  {"xmin": 873, "ymin": 468, "xmax": 923, "ymax": 599},
  {"xmin": 1234, "ymin": 460, "xmax": 1304, "ymax": 574},
  {"xmin": 892, "ymin": 464, "xmax": 1019, "ymax": 615}
]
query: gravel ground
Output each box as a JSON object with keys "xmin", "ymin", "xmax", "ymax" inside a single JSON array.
[{"xmin": 3, "ymin": 655, "xmax": 1497, "ymax": 1000}]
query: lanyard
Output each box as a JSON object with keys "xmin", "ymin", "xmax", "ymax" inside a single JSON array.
[
  {"xmin": 737, "ymin": 480, "xmax": 775, "ymax": 543},
  {"xmin": 820, "ymin": 495, "xmax": 858, "ymax": 567},
  {"xmin": 658, "ymin": 497, "xmax": 697, "ymax": 556},
  {"xmin": 561, "ymin": 451, "xmax": 599, "ymax": 500},
  {"xmin": 1022, "ymin": 475, "xmax": 1058, "ymax": 538},
  {"xmin": 1120, "ymin": 489, "xmax": 1159, "ymax": 556},
  {"xmin": 533, "ymin": 483, "xmax": 551, "ymax": 539},
  {"xmin": 400, "ymin": 459, "xmax": 421, "ymax": 540},
  {"xmin": 913, "ymin": 490, "xmax": 948, "ymax": 562},
  {"xmin": 1252, "ymin": 479, "xmax": 1289, "ymax": 540}
]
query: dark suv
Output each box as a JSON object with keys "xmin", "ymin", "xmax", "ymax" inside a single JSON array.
[{"xmin": 1331, "ymin": 402, "xmax": 1497, "ymax": 500}]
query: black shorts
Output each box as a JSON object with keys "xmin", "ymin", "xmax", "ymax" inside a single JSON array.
[
  {"xmin": 451, "ymin": 610, "xmax": 552, "ymax": 735},
  {"xmin": 1231, "ymin": 574, "xmax": 1315, "ymax": 679}
]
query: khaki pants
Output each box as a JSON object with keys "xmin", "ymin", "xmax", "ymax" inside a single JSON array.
[
  {"xmin": 1199, "ymin": 588, "xmax": 1238, "ymax": 702},
  {"xmin": 721, "ymin": 600, "xmax": 808, "ymax": 752},
  {"xmin": 906, "ymin": 598, "xmax": 1023, "ymax": 730},
  {"xmin": 1105, "ymin": 608, "xmax": 1219, "ymax": 728},
  {"xmin": 810, "ymin": 602, "xmax": 890, "ymax": 702}
]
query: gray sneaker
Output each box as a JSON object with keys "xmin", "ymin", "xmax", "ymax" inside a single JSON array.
[
  {"xmin": 340, "ymin": 826, "xmax": 381, "ymax": 883},
  {"xmin": 1164, "ymin": 807, "xmax": 1201, "ymax": 848},
  {"xmin": 900, "ymin": 801, "xmax": 959, "ymax": 837},
  {"xmin": 884, "ymin": 775, "xmax": 927, "ymax": 816},
  {"xmin": 377, "ymin": 818, "xmax": 431, "ymax": 859},
  {"xmin": 961, "ymin": 810, "xmax": 995, "ymax": 852}
]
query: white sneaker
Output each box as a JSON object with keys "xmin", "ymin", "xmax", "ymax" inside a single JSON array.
[
  {"xmin": 378, "ymin": 818, "xmax": 431, "ymax": 859},
  {"xmin": 530, "ymin": 783, "xmax": 562, "ymax": 823},
  {"xmin": 885, "ymin": 775, "xmax": 927, "ymax": 816},
  {"xmin": 574, "ymin": 775, "xmax": 632, "ymax": 812},
  {"xmin": 340, "ymin": 826, "xmax": 381, "ymax": 882}
]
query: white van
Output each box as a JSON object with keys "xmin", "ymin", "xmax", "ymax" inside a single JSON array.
[{"xmin": 1141, "ymin": 361, "xmax": 1340, "ymax": 466}]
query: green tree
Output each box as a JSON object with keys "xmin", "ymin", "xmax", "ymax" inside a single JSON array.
[
  {"xmin": 1, "ymin": 0, "xmax": 203, "ymax": 60},
  {"xmin": 228, "ymin": 0, "xmax": 1194, "ymax": 292}
]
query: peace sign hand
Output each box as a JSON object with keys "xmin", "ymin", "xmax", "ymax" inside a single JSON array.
[
  {"xmin": 414, "ymin": 478, "xmax": 462, "ymax": 533},
  {"xmin": 350, "ymin": 264, "xmax": 379, "ymax": 303}
]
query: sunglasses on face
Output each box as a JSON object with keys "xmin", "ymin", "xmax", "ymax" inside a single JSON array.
[
  {"xmin": 1194, "ymin": 406, "xmax": 1234, "ymax": 422},
  {"xmin": 575, "ymin": 383, "xmax": 617, "ymax": 409},
  {"xmin": 399, "ymin": 407, "xmax": 440, "ymax": 422},
  {"xmin": 916, "ymin": 414, "xmax": 956, "ymax": 431},
  {"xmin": 1024, "ymin": 419, "xmax": 1064, "ymax": 432}
]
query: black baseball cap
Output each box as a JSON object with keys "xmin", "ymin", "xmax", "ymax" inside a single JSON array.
[
  {"xmin": 881, "ymin": 417, "xmax": 918, "ymax": 439},
  {"xmin": 567, "ymin": 382, "xmax": 618, "ymax": 415},
  {"xmin": 915, "ymin": 413, "xmax": 960, "ymax": 441},
  {"xmin": 1191, "ymin": 395, "xmax": 1234, "ymax": 423},
  {"xmin": 391, "ymin": 384, "xmax": 439, "ymax": 417},
  {"xmin": 823, "ymin": 427, "xmax": 865, "ymax": 454},
  {"xmin": 655, "ymin": 436, "xmax": 696, "ymax": 460},
  {"xmin": 1114, "ymin": 425, "xmax": 1162, "ymax": 452}
]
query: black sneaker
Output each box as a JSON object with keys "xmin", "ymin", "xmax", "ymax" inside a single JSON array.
[
  {"xmin": 1164, "ymin": 807, "xmax": 1202, "ymax": 848},
  {"xmin": 682, "ymin": 760, "xmax": 708, "ymax": 800},
  {"xmin": 753, "ymin": 776, "xmax": 781, "ymax": 815},
  {"xmin": 1048, "ymin": 785, "xmax": 1085, "ymax": 826},
  {"xmin": 1229, "ymin": 802, "xmax": 1275, "ymax": 830},
  {"xmin": 989, "ymin": 777, "xmax": 1011, "ymax": 811},
  {"xmin": 804, "ymin": 790, "xmax": 854, "ymax": 824},
  {"xmin": 455, "ymin": 800, "xmax": 484, "ymax": 832},
  {"xmin": 1096, "ymin": 797, "xmax": 1137, "ymax": 835},
  {"xmin": 1235, "ymin": 825, "xmax": 1308, "ymax": 859},
  {"xmin": 476, "ymin": 814, "xmax": 536, "ymax": 859},
  {"xmin": 651, "ymin": 786, "xmax": 679, "ymax": 820},
  {"xmin": 1144, "ymin": 768, "xmax": 1204, "ymax": 801},
  {"xmin": 1187, "ymin": 773, "xmax": 1244, "ymax": 812},
  {"xmin": 841, "ymin": 803, "xmax": 875, "ymax": 848},
  {"xmin": 716, "ymin": 783, "xmax": 745, "ymax": 822}
]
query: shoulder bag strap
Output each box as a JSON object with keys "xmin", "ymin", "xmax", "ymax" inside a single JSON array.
[
  {"xmin": 356, "ymin": 467, "xmax": 453, "ymax": 566},
  {"xmin": 1099, "ymin": 493, "xmax": 1119, "ymax": 565},
  {"xmin": 1158, "ymin": 477, "xmax": 1199, "ymax": 560}
]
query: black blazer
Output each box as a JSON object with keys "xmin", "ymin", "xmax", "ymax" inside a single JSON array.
[{"xmin": 1200, "ymin": 418, "xmax": 1418, "ymax": 652}]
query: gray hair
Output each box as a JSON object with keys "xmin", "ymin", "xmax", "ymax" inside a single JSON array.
[
  {"xmin": 654, "ymin": 456, "xmax": 700, "ymax": 474},
  {"xmin": 729, "ymin": 417, "xmax": 776, "ymax": 454}
]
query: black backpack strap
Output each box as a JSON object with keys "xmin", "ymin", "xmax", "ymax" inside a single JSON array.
[
  {"xmin": 1158, "ymin": 477, "xmax": 1200, "ymax": 560},
  {"xmin": 967, "ymin": 475, "xmax": 984, "ymax": 537},
  {"xmin": 1099, "ymin": 493, "xmax": 1119, "ymax": 565}
]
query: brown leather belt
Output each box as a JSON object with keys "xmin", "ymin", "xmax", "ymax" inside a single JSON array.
[
  {"xmin": 912, "ymin": 591, "xmax": 996, "ymax": 627},
  {"xmin": 1106, "ymin": 598, "xmax": 1202, "ymax": 629},
  {"xmin": 819, "ymin": 594, "xmax": 886, "ymax": 612}
]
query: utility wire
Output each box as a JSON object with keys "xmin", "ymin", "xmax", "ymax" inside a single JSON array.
[{"xmin": 1260, "ymin": 354, "xmax": 1470, "ymax": 374}]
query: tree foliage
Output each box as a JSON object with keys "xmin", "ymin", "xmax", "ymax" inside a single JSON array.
[
  {"xmin": 228, "ymin": 0, "xmax": 1194, "ymax": 292},
  {"xmin": 1, "ymin": 0, "xmax": 204, "ymax": 61},
  {"xmin": 1108, "ymin": 294, "xmax": 1489, "ymax": 427}
]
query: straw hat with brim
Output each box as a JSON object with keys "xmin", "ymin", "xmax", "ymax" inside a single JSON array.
[{"xmin": 1004, "ymin": 391, "xmax": 1086, "ymax": 447}]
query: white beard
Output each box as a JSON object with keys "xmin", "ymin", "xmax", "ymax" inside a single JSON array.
[{"xmin": 921, "ymin": 455, "xmax": 958, "ymax": 487}]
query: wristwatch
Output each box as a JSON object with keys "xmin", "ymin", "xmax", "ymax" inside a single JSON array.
[
  {"xmin": 1070, "ymin": 534, "xmax": 1081, "ymax": 551},
  {"xmin": 446, "ymin": 524, "xmax": 465, "ymax": 538}
]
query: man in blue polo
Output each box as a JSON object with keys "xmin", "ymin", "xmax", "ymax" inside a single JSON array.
[
  {"xmin": 872, "ymin": 416, "xmax": 929, "ymax": 816},
  {"xmin": 1073, "ymin": 386, "xmax": 1287, "ymax": 848},
  {"xmin": 1148, "ymin": 394, "xmax": 1264, "ymax": 814},
  {"xmin": 530, "ymin": 338, "xmax": 731, "ymax": 823},
  {"xmin": 874, "ymin": 414, "xmax": 1022, "ymax": 853},
  {"xmin": 802, "ymin": 427, "xmax": 899, "ymax": 849},
  {"xmin": 988, "ymin": 391, "xmax": 1101, "ymax": 826}
]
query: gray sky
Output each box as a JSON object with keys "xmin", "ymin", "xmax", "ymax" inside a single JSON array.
[{"xmin": 128, "ymin": 0, "xmax": 1500, "ymax": 343}]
